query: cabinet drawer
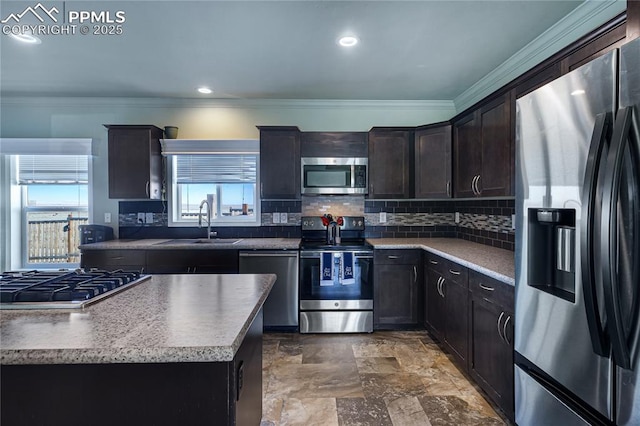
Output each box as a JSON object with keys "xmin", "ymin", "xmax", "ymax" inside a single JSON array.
[
  {"xmin": 426, "ymin": 253, "xmax": 468, "ymax": 287},
  {"xmin": 81, "ymin": 250, "xmax": 146, "ymax": 268},
  {"xmin": 375, "ymin": 249, "xmax": 422, "ymax": 265},
  {"xmin": 469, "ymin": 269, "xmax": 514, "ymax": 308}
]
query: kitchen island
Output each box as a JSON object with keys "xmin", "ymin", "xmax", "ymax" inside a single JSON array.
[{"xmin": 0, "ymin": 273, "xmax": 276, "ymax": 426}]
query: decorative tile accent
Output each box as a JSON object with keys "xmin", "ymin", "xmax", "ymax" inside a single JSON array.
[
  {"xmin": 302, "ymin": 195, "xmax": 365, "ymax": 216},
  {"xmin": 458, "ymin": 213, "xmax": 513, "ymax": 234},
  {"xmin": 365, "ymin": 212, "xmax": 454, "ymax": 227}
]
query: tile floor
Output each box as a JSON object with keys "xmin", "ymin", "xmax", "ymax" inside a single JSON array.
[{"xmin": 261, "ymin": 331, "xmax": 509, "ymax": 426}]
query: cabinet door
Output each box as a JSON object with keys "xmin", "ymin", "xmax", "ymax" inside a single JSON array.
[
  {"xmin": 425, "ymin": 267, "xmax": 446, "ymax": 340},
  {"xmin": 258, "ymin": 127, "xmax": 300, "ymax": 199},
  {"xmin": 478, "ymin": 95, "xmax": 511, "ymax": 197},
  {"xmin": 374, "ymin": 263, "xmax": 420, "ymax": 328},
  {"xmin": 470, "ymin": 296, "xmax": 514, "ymax": 421},
  {"xmin": 444, "ymin": 280, "xmax": 469, "ymax": 370},
  {"xmin": 414, "ymin": 124, "xmax": 452, "ymax": 198},
  {"xmin": 107, "ymin": 125, "xmax": 163, "ymax": 199},
  {"xmin": 368, "ymin": 129, "xmax": 412, "ymax": 198},
  {"xmin": 453, "ymin": 112, "xmax": 481, "ymax": 198}
]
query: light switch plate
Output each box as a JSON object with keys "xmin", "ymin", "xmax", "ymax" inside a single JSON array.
[
  {"xmin": 379, "ymin": 212, "xmax": 387, "ymax": 223},
  {"xmin": 272, "ymin": 212, "xmax": 280, "ymax": 224},
  {"xmin": 280, "ymin": 212, "xmax": 288, "ymax": 224},
  {"xmin": 145, "ymin": 212, "xmax": 154, "ymax": 224},
  {"xmin": 137, "ymin": 212, "xmax": 145, "ymax": 223},
  {"xmin": 104, "ymin": 213, "xmax": 111, "ymax": 223},
  {"xmin": 455, "ymin": 212, "xmax": 460, "ymax": 224}
]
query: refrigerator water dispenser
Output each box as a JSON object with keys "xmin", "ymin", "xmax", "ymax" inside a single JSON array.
[{"xmin": 527, "ymin": 208, "xmax": 576, "ymax": 302}]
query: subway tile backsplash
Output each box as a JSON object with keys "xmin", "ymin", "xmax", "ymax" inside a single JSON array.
[{"xmin": 118, "ymin": 198, "xmax": 515, "ymax": 251}]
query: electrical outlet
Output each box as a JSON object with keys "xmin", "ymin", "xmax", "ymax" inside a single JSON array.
[
  {"xmin": 145, "ymin": 213, "xmax": 154, "ymax": 224},
  {"xmin": 379, "ymin": 212, "xmax": 387, "ymax": 223},
  {"xmin": 137, "ymin": 212, "xmax": 145, "ymax": 224},
  {"xmin": 104, "ymin": 213, "xmax": 111, "ymax": 223},
  {"xmin": 512, "ymin": 214, "xmax": 516, "ymax": 230},
  {"xmin": 455, "ymin": 212, "xmax": 460, "ymax": 224},
  {"xmin": 272, "ymin": 212, "xmax": 280, "ymax": 224},
  {"xmin": 280, "ymin": 212, "xmax": 288, "ymax": 224}
]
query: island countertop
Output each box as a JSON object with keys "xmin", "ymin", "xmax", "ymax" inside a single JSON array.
[{"xmin": 0, "ymin": 273, "xmax": 276, "ymax": 365}]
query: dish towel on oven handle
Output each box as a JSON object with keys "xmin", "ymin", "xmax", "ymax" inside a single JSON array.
[
  {"xmin": 340, "ymin": 252, "xmax": 355, "ymax": 285},
  {"xmin": 320, "ymin": 252, "xmax": 334, "ymax": 286}
]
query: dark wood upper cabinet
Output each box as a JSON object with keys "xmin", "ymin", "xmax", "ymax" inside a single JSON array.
[
  {"xmin": 453, "ymin": 112, "xmax": 481, "ymax": 198},
  {"xmin": 478, "ymin": 94, "xmax": 512, "ymax": 197},
  {"xmin": 368, "ymin": 128, "xmax": 413, "ymax": 198},
  {"xmin": 561, "ymin": 19, "xmax": 627, "ymax": 74},
  {"xmin": 106, "ymin": 125, "xmax": 163, "ymax": 199},
  {"xmin": 258, "ymin": 126, "xmax": 300, "ymax": 199},
  {"xmin": 414, "ymin": 123, "xmax": 452, "ymax": 199},
  {"xmin": 453, "ymin": 93, "xmax": 511, "ymax": 198},
  {"xmin": 514, "ymin": 62, "xmax": 562, "ymax": 99},
  {"xmin": 300, "ymin": 132, "xmax": 368, "ymax": 157}
]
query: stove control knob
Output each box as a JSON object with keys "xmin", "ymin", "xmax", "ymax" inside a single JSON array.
[
  {"xmin": 334, "ymin": 302, "xmax": 340, "ymax": 307},
  {"xmin": 358, "ymin": 220, "xmax": 363, "ymax": 226}
]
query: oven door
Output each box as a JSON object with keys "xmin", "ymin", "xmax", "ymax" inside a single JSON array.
[{"xmin": 299, "ymin": 250, "xmax": 373, "ymax": 303}]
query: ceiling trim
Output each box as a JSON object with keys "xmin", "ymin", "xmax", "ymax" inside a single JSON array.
[
  {"xmin": 0, "ymin": 97, "xmax": 455, "ymax": 111},
  {"xmin": 453, "ymin": 0, "xmax": 626, "ymax": 114}
]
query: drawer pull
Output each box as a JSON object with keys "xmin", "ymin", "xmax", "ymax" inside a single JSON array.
[
  {"xmin": 110, "ymin": 257, "xmax": 124, "ymax": 260},
  {"xmin": 387, "ymin": 255, "xmax": 399, "ymax": 259},
  {"xmin": 429, "ymin": 259, "xmax": 439, "ymax": 265},
  {"xmin": 479, "ymin": 284, "xmax": 495, "ymax": 291},
  {"xmin": 449, "ymin": 269, "xmax": 461, "ymax": 275}
]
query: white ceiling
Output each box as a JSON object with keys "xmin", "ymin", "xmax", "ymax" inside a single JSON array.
[{"xmin": 0, "ymin": 0, "xmax": 585, "ymax": 100}]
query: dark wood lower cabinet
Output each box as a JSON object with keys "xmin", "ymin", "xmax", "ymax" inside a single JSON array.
[
  {"xmin": 469, "ymin": 270, "xmax": 515, "ymax": 422},
  {"xmin": 145, "ymin": 249, "xmax": 239, "ymax": 274},
  {"xmin": 425, "ymin": 267, "xmax": 446, "ymax": 339},
  {"xmin": 374, "ymin": 250, "xmax": 422, "ymax": 329},
  {"xmin": 444, "ymin": 280, "xmax": 469, "ymax": 369},
  {"xmin": 80, "ymin": 249, "xmax": 146, "ymax": 272},
  {"xmin": 1, "ymin": 311, "xmax": 264, "ymax": 426}
]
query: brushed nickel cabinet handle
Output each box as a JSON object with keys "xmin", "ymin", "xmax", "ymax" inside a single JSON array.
[
  {"xmin": 471, "ymin": 176, "xmax": 477, "ymax": 194},
  {"xmin": 497, "ymin": 311, "xmax": 505, "ymax": 342},
  {"xmin": 479, "ymin": 284, "xmax": 495, "ymax": 291},
  {"xmin": 429, "ymin": 259, "xmax": 438, "ymax": 265},
  {"xmin": 413, "ymin": 266, "xmax": 417, "ymax": 283},
  {"xmin": 388, "ymin": 255, "xmax": 399, "ymax": 259},
  {"xmin": 503, "ymin": 315, "xmax": 512, "ymax": 345},
  {"xmin": 145, "ymin": 181, "xmax": 150, "ymax": 197},
  {"xmin": 449, "ymin": 269, "xmax": 461, "ymax": 275},
  {"xmin": 446, "ymin": 181, "xmax": 451, "ymax": 197},
  {"xmin": 476, "ymin": 175, "xmax": 482, "ymax": 194}
]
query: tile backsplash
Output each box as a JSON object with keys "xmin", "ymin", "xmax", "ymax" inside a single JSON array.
[{"xmin": 118, "ymin": 197, "xmax": 515, "ymax": 251}]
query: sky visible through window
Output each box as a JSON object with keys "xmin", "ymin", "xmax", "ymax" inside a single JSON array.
[{"xmin": 27, "ymin": 185, "xmax": 88, "ymax": 206}]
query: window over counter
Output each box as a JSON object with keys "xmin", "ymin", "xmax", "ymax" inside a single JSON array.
[
  {"xmin": 161, "ymin": 139, "xmax": 260, "ymax": 227},
  {"xmin": 0, "ymin": 138, "xmax": 92, "ymax": 269}
]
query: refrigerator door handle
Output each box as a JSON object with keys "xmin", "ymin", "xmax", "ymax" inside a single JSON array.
[
  {"xmin": 601, "ymin": 106, "xmax": 635, "ymax": 370},
  {"xmin": 580, "ymin": 111, "xmax": 612, "ymax": 357}
]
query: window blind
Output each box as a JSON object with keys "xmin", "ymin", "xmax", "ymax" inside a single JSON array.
[
  {"xmin": 18, "ymin": 155, "xmax": 89, "ymax": 184},
  {"xmin": 176, "ymin": 154, "xmax": 257, "ymax": 184}
]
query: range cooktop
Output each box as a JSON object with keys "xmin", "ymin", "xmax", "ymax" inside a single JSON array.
[{"xmin": 0, "ymin": 269, "xmax": 150, "ymax": 310}]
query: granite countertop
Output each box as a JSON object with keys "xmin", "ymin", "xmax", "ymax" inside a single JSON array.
[
  {"xmin": 0, "ymin": 274, "xmax": 275, "ymax": 365},
  {"xmin": 80, "ymin": 238, "xmax": 301, "ymax": 250},
  {"xmin": 367, "ymin": 238, "xmax": 514, "ymax": 285}
]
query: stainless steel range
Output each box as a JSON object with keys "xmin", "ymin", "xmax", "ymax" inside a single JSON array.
[
  {"xmin": 299, "ymin": 215, "xmax": 373, "ymax": 333},
  {"xmin": 0, "ymin": 269, "xmax": 150, "ymax": 310}
]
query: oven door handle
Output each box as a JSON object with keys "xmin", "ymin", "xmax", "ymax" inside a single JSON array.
[{"xmin": 300, "ymin": 251, "xmax": 373, "ymax": 258}]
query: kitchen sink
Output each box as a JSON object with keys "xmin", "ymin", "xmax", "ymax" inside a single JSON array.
[{"xmin": 155, "ymin": 238, "xmax": 243, "ymax": 245}]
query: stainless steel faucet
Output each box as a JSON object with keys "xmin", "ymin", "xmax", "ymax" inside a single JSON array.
[{"xmin": 198, "ymin": 194, "xmax": 215, "ymax": 239}]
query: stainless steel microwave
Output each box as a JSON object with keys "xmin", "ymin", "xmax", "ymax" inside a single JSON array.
[{"xmin": 301, "ymin": 157, "xmax": 368, "ymax": 195}]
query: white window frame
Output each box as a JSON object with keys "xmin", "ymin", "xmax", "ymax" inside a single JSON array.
[{"xmin": 162, "ymin": 140, "xmax": 261, "ymax": 227}]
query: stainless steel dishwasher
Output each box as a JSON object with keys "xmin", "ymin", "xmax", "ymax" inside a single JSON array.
[{"xmin": 239, "ymin": 250, "xmax": 299, "ymax": 330}]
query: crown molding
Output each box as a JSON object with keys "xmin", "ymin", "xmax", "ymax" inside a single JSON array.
[
  {"xmin": 453, "ymin": 0, "xmax": 626, "ymax": 114},
  {"xmin": 1, "ymin": 96, "xmax": 455, "ymax": 112}
]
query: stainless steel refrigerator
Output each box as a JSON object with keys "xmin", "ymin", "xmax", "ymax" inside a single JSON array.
[{"xmin": 515, "ymin": 37, "xmax": 640, "ymax": 426}]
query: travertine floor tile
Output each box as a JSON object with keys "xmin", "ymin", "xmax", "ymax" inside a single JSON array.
[
  {"xmin": 302, "ymin": 342, "xmax": 355, "ymax": 364},
  {"xmin": 336, "ymin": 397, "xmax": 393, "ymax": 426},
  {"xmin": 280, "ymin": 398, "xmax": 339, "ymax": 426},
  {"xmin": 385, "ymin": 396, "xmax": 433, "ymax": 426},
  {"xmin": 267, "ymin": 362, "xmax": 364, "ymax": 399},
  {"xmin": 355, "ymin": 356, "xmax": 402, "ymax": 374}
]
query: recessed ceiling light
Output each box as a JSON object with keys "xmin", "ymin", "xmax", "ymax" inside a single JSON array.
[
  {"xmin": 9, "ymin": 33, "xmax": 41, "ymax": 44},
  {"xmin": 338, "ymin": 36, "xmax": 359, "ymax": 47},
  {"xmin": 197, "ymin": 87, "xmax": 213, "ymax": 94}
]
